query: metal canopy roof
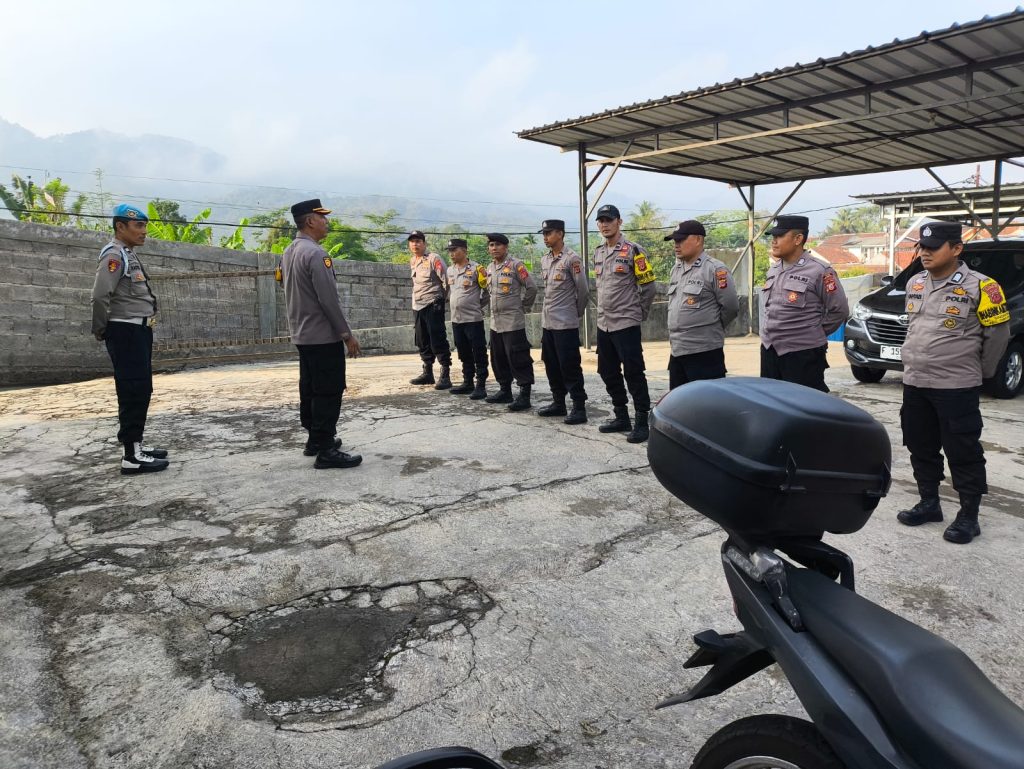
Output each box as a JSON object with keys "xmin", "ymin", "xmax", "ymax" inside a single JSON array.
[
  {"xmin": 852, "ymin": 182, "xmax": 1024, "ymax": 218},
  {"xmin": 517, "ymin": 9, "xmax": 1024, "ymax": 186}
]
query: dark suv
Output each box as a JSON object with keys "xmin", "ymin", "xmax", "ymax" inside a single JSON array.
[{"xmin": 843, "ymin": 238, "xmax": 1024, "ymax": 398}]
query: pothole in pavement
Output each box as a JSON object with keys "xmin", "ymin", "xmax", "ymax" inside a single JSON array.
[{"xmin": 209, "ymin": 578, "xmax": 493, "ymax": 725}]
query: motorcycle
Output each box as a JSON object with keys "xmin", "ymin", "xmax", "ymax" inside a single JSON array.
[{"xmin": 375, "ymin": 378, "xmax": 1024, "ymax": 769}]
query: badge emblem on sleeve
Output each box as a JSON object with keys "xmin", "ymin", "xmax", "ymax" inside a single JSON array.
[
  {"xmin": 323, "ymin": 257, "xmax": 333, "ymax": 268},
  {"xmin": 107, "ymin": 258, "xmax": 121, "ymax": 272}
]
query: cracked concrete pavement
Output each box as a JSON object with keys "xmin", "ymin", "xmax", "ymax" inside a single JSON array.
[{"xmin": 2, "ymin": 338, "xmax": 1023, "ymax": 768}]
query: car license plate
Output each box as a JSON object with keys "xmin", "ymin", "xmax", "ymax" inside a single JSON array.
[{"xmin": 880, "ymin": 345, "xmax": 902, "ymax": 361}]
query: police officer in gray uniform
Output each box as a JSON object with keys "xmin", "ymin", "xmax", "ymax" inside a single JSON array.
[
  {"xmin": 91, "ymin": 203, "xmax": 169, "ymax": 474},
  {"xmin": 664, "ymin": 220, "xmax": 739, "ymax": 388},
  {"xmin": 537, "ymin": 219, "xmax": 590, "ymax": 424},
  {"xmin": 483, "ymin": 233, "xmax": 537, "ymax": 411},
  {"xmin": 896, "ymin": 222, "xmax": 1010, "ymax": 544},
  {"xmin": 407, "ymin": 230, "xmax": 452, "ymax": 390},
  {"xmin": 280, "ymin": 199, "xmax": 363, "ymax": 469},
  {"xmin": 445, "ymin": 238, "xmax": 490, "ymax": 398},
  {"xmin": 760, "ymin": 214, "xmax": 849, "ymax": 392},
  {"xmin": 593, "ymin": 204, "xmax": 658, "ymax": 443}
]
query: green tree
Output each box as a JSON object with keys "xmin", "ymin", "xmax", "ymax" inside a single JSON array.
[
  {"xmin": 249, "ymin": 207, "xmax": 295, "ymax": 252},
  {"xmin": 823, "ymin": 206, "xmax": 882, "ymax": 235},
  {"xmin": 362, "ymin": 209, "xmax": 406, "ymax": 263},
  {"xmin": 150, "ymin": 198, "xmax": 186, "ymax": 224},
  {"xmin": 145, "ymin": 202, "xmax": 213, "ymax": 245},
  {"xmin": 219, "ymin": 218, "xmax": 250, "ymax": 250},
  {"xmin": 625, "ymin": 201, "xmax": 673, "ymax": 279},
  {"xmin": 0, "ymin": 174, "xmax": 84, "ymax": 225},
  {"xmin": 324, "ymin": 221, "xmax": 374, "ymax": 261}
]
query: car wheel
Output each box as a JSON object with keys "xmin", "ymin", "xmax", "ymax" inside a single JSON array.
[
  {"xmin": 985, "ymin": 341, "xmax": 1024, "ymax": 399},
  {"xmin": 851, "ymin": 365, "xmax": 885, "ymax": 383}
]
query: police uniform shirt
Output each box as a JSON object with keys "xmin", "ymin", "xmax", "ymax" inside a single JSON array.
[
  {"xmin": 760, "ymin": 252, "xmax": 849, "ymax": 355},
  {"xmin": 280, "ymin": 233, "xmax": 352, "ymax": 345},
  {"xmin": 541, "ymin": 246, "xmax": 589, "ymax": 331},
  {"xmin": 447, "ymin": 260, "xmax": 489, "ymax": 324},
  {"xmin": 902, "ymin": 264, "xmax": 1011, "ymax": 389},
  {"xmin": 486, "ymin": 256, "xmax": 538, "ymax": 333},
  {"xmin": 91, "ymin": 238, "xmax": 157, "ymax": 337},
  {"xmin": 411, "ymin": 252, "xmax": 449, "ymax": 310},
  {"xmin": 593, "ymin": 236, "xmax": 657, "ymax": 332},
  {"xmin": 666, "ymin": 252, "xmax": 740, "ymax": 356}
]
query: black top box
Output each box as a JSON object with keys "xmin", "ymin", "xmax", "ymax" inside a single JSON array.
[{"xmin": 648, "ymin": 378, "xmax": 891, "ymax": 543}]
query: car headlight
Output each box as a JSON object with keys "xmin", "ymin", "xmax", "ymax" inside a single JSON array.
[{"xmin": 853, "ymin": 302, "xmax": 872, "ymax": 321}]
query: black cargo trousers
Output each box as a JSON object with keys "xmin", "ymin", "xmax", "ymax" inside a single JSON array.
[
  {"xmin": 452, "ymin": 320, "xmax": 489, "ymax": 381},
  {"xmin": 901, "ymin": 384, "xmax": 987, "ymax": 495},
  {"xmin": 297, "ymin": 341, "xmax": 346, "ymax": 450},
  {"xmin": 489, "ymin": 328, "xmax": 534, "ymax": 388},
  {"xmin": 413, "ymin": 300, "xmax": 452, "ymax": 367},
  {"xmin": 597, "ymin": 325, "xmax": 650, "ymax": 412},
  {"xmin": 104, "ymin": 322, "xmax": 154, "ymax": 444}
]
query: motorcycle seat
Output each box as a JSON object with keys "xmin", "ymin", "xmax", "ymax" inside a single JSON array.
[{"xmin": 787, "ymin": 568, "xmax": 1024, "ymax": 769}]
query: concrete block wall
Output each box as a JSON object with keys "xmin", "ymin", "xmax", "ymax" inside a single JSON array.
[{"xmin": 2, "ymin": 219, "xmax": 764, "ymax": 386}]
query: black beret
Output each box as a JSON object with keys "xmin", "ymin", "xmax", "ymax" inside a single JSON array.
[
  {"xmin": 539, "ymin": 219, "xmax": 566, "ymax": 233},
  {"xmin": 446, "ymin": 238, "xmax": 468, "ymax": 250},
  {"xmin": 486, "ymin": 233, "xmax": 509, "ymax": 245}
]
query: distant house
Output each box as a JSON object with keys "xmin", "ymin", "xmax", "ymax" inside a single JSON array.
[{"xmin": 815, "ymin": 222, "xmax": 1024, "ymax": 273}]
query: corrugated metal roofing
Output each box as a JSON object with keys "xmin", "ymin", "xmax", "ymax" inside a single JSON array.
[
  {"xmin": 517, "ymin": 9, "xmax": 1024, "ymax": 186},
  {"xmin": 852, "ymin": 182, "xmax": 1024, "ymax": 217}
]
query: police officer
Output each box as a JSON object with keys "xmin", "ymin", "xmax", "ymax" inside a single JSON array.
[
  {"xmin": 407, "ymin": 230, "xmax": 452, "ymax": 390},
  {"xmin": 536, "ymin": 219, "xmax": 590, "ymax": 424},
  {"xmin": 445, "ymin": 238, "xmax": 490, "ymax": 399},
  {"xmin": 664, "ymin": 220, "xmax": 739, "ymax": 388},
  {"xmin": 280, "ymin": 199, "xmax": 363, "ymax": 469},
  {"xmin": 593, "ymin": 204, "xmax": 657, "ymax": 443},
  {"xmin": 897, "ymin": 222, "xmax": 1010, "ymax": 544},
  {"xmin": 483, "ymin": 233, "xmax": 537, "ymax": 410},
  {"xmin": 91, "ymin": 203, "xmax": 169, "ymax": 474},
  {"xmin": 760, "ymin": 214, "xmax": 848, "ymax": 392}
]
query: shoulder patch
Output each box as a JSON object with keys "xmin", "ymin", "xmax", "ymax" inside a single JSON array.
[
  {"xmin": 573, "ymin": 261, "xmax": 582, "ymax": 275},
  {"xmin": 477, "ymin": 265, "xmax": 488, "ymax": 288},
  {"xmin": 977, "ymin": 278, "xmax": 1010, "ymax": 326},
  {"xmin": 715, "ymin": 267, "xmax": 729, "ymax": 289},
  {"xmin": 107, "ymin": 258, "xmax": 121, "ymax": 272},
  {"xmin": 517, "ymin": 263, "xmax": 530, "ymax": 281},
  {"xmin": 823, "ymin": 272, "xmax": 838, "ymax": 294},
  {"xmin": 323, "ymin": 256, "xmax": 333, "ymax": 269},
  {"xmin": 634, "ymin": 252, "xmax": 656, "ymax": 284}
]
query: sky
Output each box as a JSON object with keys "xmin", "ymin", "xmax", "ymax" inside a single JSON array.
[{"xmin": 2, "ymin": 0, "xmax": 1023, "ymax": 230}]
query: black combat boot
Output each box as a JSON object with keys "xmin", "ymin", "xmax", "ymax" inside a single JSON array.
[
  {"xmin": 485, "ymin": 384, "xmax": 513, "ymax": 404},
  {"xmin": 508, "ymin": 385, "xmax": 532, "ymax": 412},
  {"xmin": 536, "ymin": 396, "xmax": 567, "ymax": 417},
  {"xmin": 410, "ymin": 363, "xmax": 434, "ymax": 385},
  {"xmin": 897, "ymin": 485, "xmax": 943, "ymax": 526},
  {"xmin": 314, "ymin": 447, "xmax": 363, "ymax": 470},
  {"xmin": 449, "ymin": 376, "xmax": 474, "ymax": 394},
  {"xmin": 943, "ymin": 493, "xmax": 982, "ymax": 544},
  {"xmin": 434, "ymin": 364, "xmax": 452, "ymax": 390},
  {"xmin": 469, "ymin": 377, "xmax": 488, "ymax": 400},
  {"xmin": 564, "ymin": 401, "xmax": 588, "ymax": 425},
  {"xmin": 304, "ymin": 437, "xmax": 342, "ymax": 457},
  {"xmin": 598, "ymin": 406, "xmax": 631, "ymax": 433},
  {"xmin": 626, "ymin": 410, "xmax": 650, "ymax": 443}
]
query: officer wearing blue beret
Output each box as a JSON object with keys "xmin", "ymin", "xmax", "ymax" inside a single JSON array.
[{"xmin": 90, "ymin": 204, "xmax": 169, "ymax": 474}]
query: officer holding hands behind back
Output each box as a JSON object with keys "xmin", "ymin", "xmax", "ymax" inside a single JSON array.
[
  {"xmin": 90, "ymin": 203, "xmax": 169, "ymax": 475},
  {"xmin": 483, "ymin": 233, "xmax": 537, "ymax": 411},
  {"xmin": 896, "ymin": 222, "xmax": 1010, "ymax": 544},
  {"xmin": 445, "ymin": 238, "xmax": 490, "ymax": 399},
  {"xmin": 279, "ymin": 199, "xmax": 363, "ymax": 469},
  {"xmin": 664, "ymin": 220, "xmax": 739, "ymax": 388},
  {"xmin": 759, "ymin": 214, "xmax": 848, "ymax": 392}
]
